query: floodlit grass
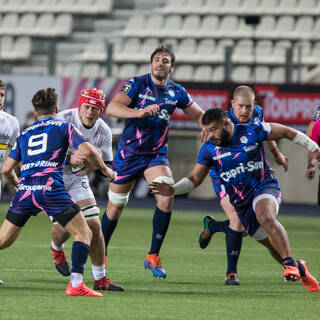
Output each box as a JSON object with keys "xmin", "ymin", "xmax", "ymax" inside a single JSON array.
[{"xmin": 0, "ymin": 202, "xmax": 319, "ymax": 320}]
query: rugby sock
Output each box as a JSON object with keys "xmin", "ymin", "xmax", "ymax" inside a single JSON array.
[
  {"xmin": 149, "ymin": 207, "xmax": 172, "ymax": 254},
  {"xmin": 51, "ymin": 240, "xmax": 64, "ymax": 251},
  {"xmin": 282, "ymin": 257, "xmax": 296, "ymax": 267},
  {"xmin": 210, "ymin": 219, "xmax": 229, "ymax": 234},
  {"xmin": 71, "ymin": 241, "xmax": 90, "ymax": 274},
  {"xmin": 92, "ymin": 264, "xmax": 106, "ymax": 280},
  {"xmin": 226, "ymin": 227, "xmax": 243, "ymax": 275},
  {"xmin": 101, "ymin": 212, "xmax": 118, "ymax": 256}
]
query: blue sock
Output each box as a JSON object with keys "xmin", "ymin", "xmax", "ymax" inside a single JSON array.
[
  {"xmin": 71, "ymin": 241, "xmax": 90, "ymax": 274},
  {"xmin": 210, "ymin": 219, "xmax": 229, "ymax": 234},
  {"xmin": 101, "ymin": 211, "xmax": 118, "ymax": 256},
  {"xmin": 226, "ymin": 227, "xmax": 243, "ymax": 275},
  {"xmin": 149, "ymin": 207, "xmax": 171, "ymax": 254},
  {"xmin": 282, "ymin": 257, "xmax": 296, "ymax": 267}
]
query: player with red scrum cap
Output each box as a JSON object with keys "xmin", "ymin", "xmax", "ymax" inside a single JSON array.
[{"xmin": 49, "ymin": 88, "xmax": 124, "ymax": 291}]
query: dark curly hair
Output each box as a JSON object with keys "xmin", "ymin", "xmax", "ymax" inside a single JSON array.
[
  {"xmin": 150, "ymin": 45, "xmax": 176, "ymax": 67},
  {"xmin": 0, "ymin": 80, "xmax": 6, "ymax": 90},
  {"xmin": 31, "ymin": 88, "xmax": 57, "ymax": 115}
]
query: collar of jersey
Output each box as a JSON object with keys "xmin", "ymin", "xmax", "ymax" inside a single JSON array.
[{"xmin": 37, "ymin": 116, "xmax": 55, "ymax": 122}]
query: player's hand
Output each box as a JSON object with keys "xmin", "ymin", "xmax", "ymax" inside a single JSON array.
[
  {"xmin": 274, "ymin": 152, "xmax": 288, "ymax": 172},
  {"xmin": 198, "ymin": 129, "xmax": 210, "ymax": 143},
  {"xmin": 70, "ymin": 150, "xmax": 86, "ymax": 165},
  {"xmin": 137, "ymin": 104, "xmax": 160, "ymax": 118},
  {"xmin": 306, "ymin": 165, "xmax": 316, "ymax": 180},
  {"xmin": 149, "ymin": 181, "xmax": 174, "ymax": 196},
  {"xmin": 104, "ymin": 167, "xmax": 115, "ymax": 182}
]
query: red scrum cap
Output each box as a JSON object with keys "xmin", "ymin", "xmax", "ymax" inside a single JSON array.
[{"xmin": 78, "ymin": 88, "xmax": 105, "ymax": 116}]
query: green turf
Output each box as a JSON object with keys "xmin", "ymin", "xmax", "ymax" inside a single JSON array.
[{"xmin": 0, "ymin": 202, "xmax": 319, "ymax": 320}]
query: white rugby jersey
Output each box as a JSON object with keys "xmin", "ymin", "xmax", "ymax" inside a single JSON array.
[
  {"xmin": 57, "ymin": 108, "xmax": 113, "ymax": 173},
  {"xmin": 0, "ymin": 110, "xmax": 20, "ymax": 170}
]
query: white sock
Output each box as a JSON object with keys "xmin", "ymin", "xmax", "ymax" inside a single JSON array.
[
  {"xmin": 51, "ymin": 240, "xmax": 64, "ymax": 251},
  {"xmin": 70, "ymin": 272, "xmax": 83, "ymax": 287},
  {"xmin": 91, "ymin": 264, "xmax": 106, "ymax": 280}
]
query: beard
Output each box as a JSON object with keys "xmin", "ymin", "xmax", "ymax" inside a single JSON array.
[{"xmin": 213, "ymin": 128, "xmax": 231, "ymax": 147}]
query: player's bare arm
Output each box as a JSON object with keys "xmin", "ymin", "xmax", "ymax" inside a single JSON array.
[
  {"xmin": 183, "ymin": 102, "xmax": 208, "ymax": 143},
  {"xmin": 2, "ymin": 157, "xmax": 19, "ymax": 188},
  {"xmin": 69, "ymin": 150, "xmax": 86, "ymax": 165},
  {"xmin": 77, "ymin": 142, "xmax": 115, "ymax": 181},
  {"xmin": 106, "ymin": 92, "xmax": 159, "ymax": 119},
  {"xmin": 266, "ymin": 140, "xmax": 289, "ymax": 172},
  {"xmin": 150, "ymin": 164, "xmax": 209, "ymax": 196}
]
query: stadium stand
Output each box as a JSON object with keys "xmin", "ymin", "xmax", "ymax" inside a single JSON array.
[{"xmin": 0, "ymin": 0, "xmax": 319, "ymax": 83}]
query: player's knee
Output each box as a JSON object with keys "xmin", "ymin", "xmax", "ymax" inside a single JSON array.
[
  {"xmin": 152, "ymin": 176, "xmax": 174, "ymax": 185},
  {"xmin": 0, "ymin": 237, "xmax": 15, "ymax": 250},
  {"xmin": 86, "ymin": 218, "xmax": 102, "ymax": 239},
  {"xmin": 108, "ymin": 190, "xmax": 130, "ymax": 207}
]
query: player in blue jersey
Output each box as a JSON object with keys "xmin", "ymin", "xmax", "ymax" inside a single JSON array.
[
  {"xmin": 306, "ymin": 105, "xmax": 320, "ymax": 205},
  {"xmin": 101, "ymin": 45, "xmax": 205, "ymax": 278},
  {"xmin": 150, "ymin": 108, "xmax": 319, "ymax": 293},
  {"xmin": 0, "ymin": 88, "xmax": 115, "ymax": 297},
  {"xmin": 199, "ymin": 86, "xmax": 288, "ymax": 285}
]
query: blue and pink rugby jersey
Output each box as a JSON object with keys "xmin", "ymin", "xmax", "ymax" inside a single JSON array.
[
  {"xmin": 112, "ymin": 73, "xmax": 193, "ymax": 184},
  {"xmin": 117, "ymin": 73, "xmax": 193, "ymax": 155},
  {"xmin": 198, "ymin": 121, "xmax": 279, "ymax": 209},
  {"xmin": 8, "ymin": 116, "xmax": 86, "ymax": 216},
  {"xmin": 210, "ymin": 105, "xmax": 264, "ymax": 200}
]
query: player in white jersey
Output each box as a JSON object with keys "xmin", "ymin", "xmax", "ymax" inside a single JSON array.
[
  {"xmin": 0, "ymin": 80, "xmax": 20, "ymax": 285},
  {"xmin": 49, "ymin": 88, "xmax": 123, "ymax": 291}
]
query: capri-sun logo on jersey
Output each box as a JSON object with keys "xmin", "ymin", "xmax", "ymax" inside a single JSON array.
[{"xmin": 220, "ymin": 161, "xmax": 264, "ymax": 182}]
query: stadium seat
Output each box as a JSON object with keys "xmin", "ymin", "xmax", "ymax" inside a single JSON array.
[
  {"xmin": 292, "ymin": 41, "xmax": 312, "ymax": 65},
  {"xmin": 114, "ymin": 38, "xmax": 141, "ymax": 62},
  {"xmin": 258, "ymin": 0, "xmax": 279, "ymax": 14},
  {"xmin": 0, "ymin": 36, "xmax": 14, "ymax": 60},
  {"xmin": 255, "ymin": 40, "xmax": 274, "ymax": 64},
  {"xmin": 13, "ymin": 36, "xmax": 32, "ymax": 60},
  {"xmin": 270, "ymin": 67, "xmax": 286, "ymax": 83},
  {"xmin": 40, "ymin": 0, "xmax": 60, "ymax": 13},
  {"xmin": 254, "ymin": 66, "xmax": 271, "ymax": 83},
  {"xmin": 273, "ymin": 16, "xmax": 295, "ymax": 40},
  {"xmin": 312, "ymin": 17, "xmax": 320, "ymax": 40},
  {"xmin": 53, "ymin": 14, "xmax": 73, "ymax": 37},
  {"xmin": 121, "ymin": 14, "xmax": 145, "ymax": 37},
  {"xmin": 179, "ymin": 14, "xmax": 202, "ymax": 38},
  {"xmin": 118, "ymin": 63, "xmax": 138, "ymax": 79},
  {"xmin": 16, "ymin": 13, "xmax": 37, "ymax": 36},
  {"xmin": 137, "ymin": 64, "xmax": 150, "ymax": 76},
  {"xmin": 272, "ymin": 40, "xmax": 292, "ymax": 64},
  {"xmin": 231, "ymin": 66, "xmax": 251, "ymax": 82},
  {"xmin": 293, "ymin": 16, "xmax": 314, "ymax": 40},
  {"xmin": 176, "ymin": 38, "xmax": 197, "ymax": 62},
  {"xmin": 304, "ymin": 41, "xmax": 320, "ymax": 64},
  {"xmin": 211, "ymin": 65, "xmax": 224, "ymax": 82},
  {"xmin": 158, "ymin": 14, "xmax": 183, "ymax": 38},
  {"xmin": 94, "ymin": 0, "xmax": 113, "ymax": 14},
  {"xmin": 139, "ymin": 14, "xmax": 164, "ymax": 37},
  {"xmin": 215, "ymin": 39, "xmax": 234, "ymax": 63},
  {"xmin": 214, "ymin": 15, "xmax": 239, "ymax": 39},
  {"xmin": 80, "ymin": 63, "xmax": 101, "ymax": 78},
  {"xmin": 239, "ymin": 0, "xmax": 261, "ymax": 15},
  {"xmin": 198, "ymin": 15, "xmax": 220, "ymax": 38},
  {"xmin": 278, "ymin": 0, "xmax": 298, "ymax": 15},
  {"xmin": 193, "ymin": 65, "xmax": 212, "ymax": 82},
  {"xmin": 199, "ymin": 0, "xmax": 224, "ymax": 14},
  {"xmin": 296, "ymin": 0, "xmax": 318, "ymax": 15},
  {"xmin": 60, "ymin": 62, "xmax": 82, "ymax": 77},
  {"xmin": 72, "ymin": 40, "xmax": 107, "ymax": 62},
  {"xmin": 256, "ymin": 15, "xmax": 276, "ymax": 39},
  {"xmin": 22, "ymin": 0, "xmax": 42, "ymax": 13},
  {"xmin": 184, "ymin": 0, "xmax": 206, "ymax": 14},
  {"xmin": 194, "ymin": 39, "xmax": 216, "ymax": 63},
  {"xmin": 220, "ymin": 0, "xmax": 243, "ymax": 14},
  {"xmin": 0, "ymin": 13, "xmax": 19, "ymax": 35},
  {"xmin": 237, "ymin": 17, "xmax": 254, "ymax": 38},
  {"xmin": 2, "ymin": 0, "xmax": 23, "ymax": 12},
  {"xmin": 138, "ymin": 38, "xmax": 160, "ymax": 60},
  {"xmin": 231, "ymin": 39, "xmax": 254, "ymax": 64},
  {"xmin": 172, "ymin": 64, "xmax": 194, "ymax": 81},
  {"xmin": 160, "ymin": 0, "xmax": 187, "ymax": 13},
  {"xmin": 35, "ymin": 13, "xmax": 55, "ymax": 36}
]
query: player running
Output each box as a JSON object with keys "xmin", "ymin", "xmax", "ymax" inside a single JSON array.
[
  {"xmin": 199, "ymin": 86, "xmax": 288, "ymax": 285},
  {"xmin": 49, "ymin": 88, "xmax": 123, "ymax": 291},
  {"xmin": 101, "ymin": 45, "xmax": 205, "ymax": 278},
  {"xmin": 0, "ymin": 88, "xmax": 114, "ymax": 297},
  {"xmin": 151, "ymin": 108, "xmax": 319, "ymax": 293},
  {"xmin": 0, "ymin": 80, "xmax": 20, "ymax": 286}
]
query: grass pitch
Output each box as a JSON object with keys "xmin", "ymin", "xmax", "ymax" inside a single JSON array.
[{"xmin": 0, "ymin": 202, "xmax": 319, "ymax": 320}]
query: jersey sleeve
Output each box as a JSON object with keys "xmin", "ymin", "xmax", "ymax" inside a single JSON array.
[
  {"xmin": 9, "ymin": 116, "xmax": 20, "ymax": 146},
  {"xmin": 119, "ymin": 78, "xmax": 139, "ymax": 101},
  {"xmin": 197, "ymin": 143, "xmax": 214, "ymax": 168},
  {"xmin": 252, "ymin": 122, "xmax": 271, "ymax": 142},
  {"xmin": 310, "ymin": 119, "xmax": 320, "ymax": 144},
  {"xmin": 177, "ymin": 85, "xmax": 193, "ymax": 110},
  {"xmin": 99, "ymin": 124, "xmax": 113, "ymax": 162},
  {"xmin": 312, "ymin": 105, "xmax": 320, "ymax": 122},
  {"xmin": 67, "ymin": 123, "xmax": 86, "ymax": 149},
  {"xmin": 9, "ymin": 136, "xmax": 21, "ymax": 161}
]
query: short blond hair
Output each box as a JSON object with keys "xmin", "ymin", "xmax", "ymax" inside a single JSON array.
[{"xmin": 233, "ymin": 85, "xmax": 255, "ymax": 101}]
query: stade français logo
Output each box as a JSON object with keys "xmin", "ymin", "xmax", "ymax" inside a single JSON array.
[{"xmin": 240, "ymin": 136, "xmax": 248, "ymax": 144}]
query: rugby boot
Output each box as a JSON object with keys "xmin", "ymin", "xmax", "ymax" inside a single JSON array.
[
  {"xmin": 144, "ymin": 253, "xmax": 167, "ymax": 278},
  {"xmin": 93, "ymin": 276, "xmax": 124, "ymax": 291},
  {"xmin": 199, "ymin": 215, "xmax": 215, "ymax": 249},
  {"xmin": 297, "ymin": 260, "xmax": 319, "ymax": 293},
  {"xmin": 50, "ymin": 246, "xmax": 71, "ymax": 277},
  {"xmin": 0, "ymin": 280, "xmax": 3, "ymax": 285},
  {"xmin": 66, "ymin": 282, "xmax": 103, "ymax": 297},
  {"xmin": 283, "ymin": 265, "xmax": 300, "ymax": 282},
  {"xmin": 225, "ymin": 273, "xmax": 240, "ymax": 285}
]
